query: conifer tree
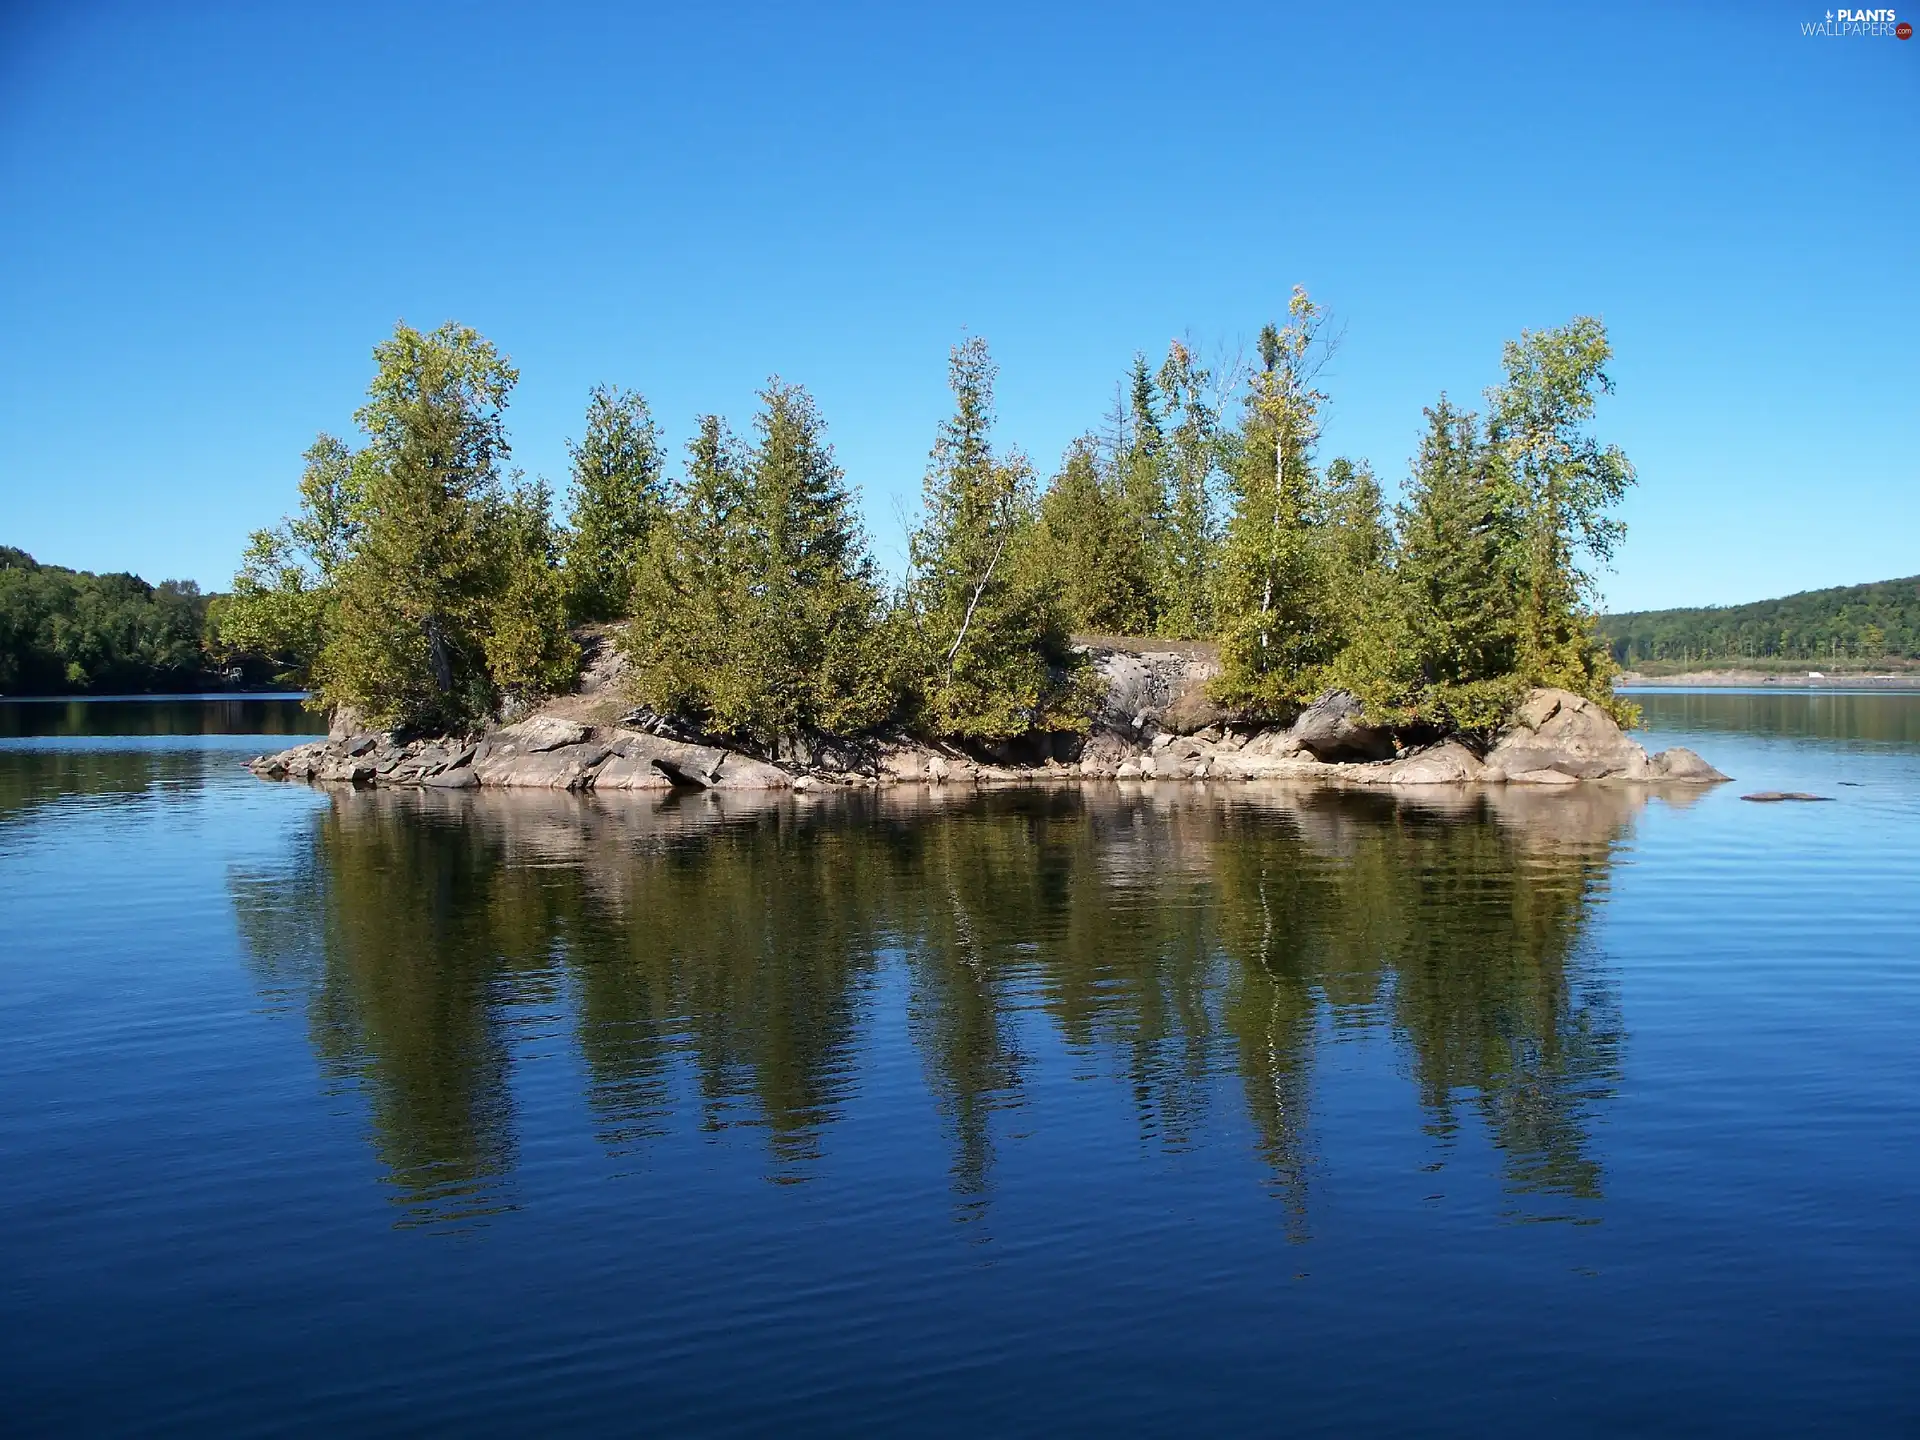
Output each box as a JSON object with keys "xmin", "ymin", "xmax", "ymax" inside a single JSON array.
[
  {"xmin": 1155, "ymin": 340, "xmax": 1221, "ymax": 639},
  {"xmin": 626, "ymin": 388, "xmax": 890, "ymax": 751},
  {"xmin": 626, "ymin": 416, "xmax": 748, "ymax": 723},
  {"xmin": 315, "ymin": 322, "xmax": 523, "ymax": 731},
  {"xmin": 1034, "ymin": 435, "xmax": 1155, "ymax": 634},
  {"xmin": 1116, "ymin": 354, "xmax": 1168, "ymax": 608},
  {"xmin": 487, "ymin": 477, "xmax": 580, "ymax": 708},
  {"xmin": 562, "ymin": 385, "xmax": 666, "ymax": 623},
  {"xmin": 1488, "ymin": 318, "xmax": 1636, "ymax": 711},
  {"xmin": 1363, "ymin": 398, "xmax": 1525, "ymax": 731},
  {"xmin": 1212, "ymin": 288, "xmax": 1344, "ymax": 715},
  {"xmin": 908, "ymin": 337, "xmax": 1083, "ymax": 739}
]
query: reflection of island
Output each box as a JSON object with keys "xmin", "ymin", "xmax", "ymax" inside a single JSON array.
[{"xmin": 231, "ymin": 783, "xmax": 1640, "ymax": 1227}]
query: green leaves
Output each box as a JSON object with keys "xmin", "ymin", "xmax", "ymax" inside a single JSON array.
[
  {"xmin": 906, "ymin": 339, "xmax": 1084, "ymax": 740},
  {"xmin": 625, "ymin": 386, "xmax": 892, "ymax": 752},
  {"xmin": 562, "ymin": 385, "xmax": 666, "ymax": 624}
]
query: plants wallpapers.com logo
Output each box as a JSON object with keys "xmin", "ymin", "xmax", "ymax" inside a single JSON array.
[{"xmin": 1802, "ymin": 8, "xmax": 1913, "ymax": 35}]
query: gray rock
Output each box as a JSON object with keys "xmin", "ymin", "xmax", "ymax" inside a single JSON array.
[
  {"xmin": 496, "ymin": 715, "xmax": 591, "ymax": 753},
  {"xmin": 327, "ymin": 706, "xmax": 366, "ymax": 742},
  {"xmin": 423, "ymin": 767, "xmax": 479, "ymax": 789},
  {"xmin": 474, "ymin": 742, "xmax": 609, "ymax": 789},
  {"xmin": 1647, "ymin": 746, "xmax": 1728, "ymax": 783},
  {"xmin": 1387, "ymin": 740, "xmax": 1484, "ymax": 785},
  {"xmin": 1287, "ymin": 690, "xmax": 1395, "ymax": 762},
  {"xmin": 1485, "ymin": 689, "xmax": 1650, "ymax": 781}
]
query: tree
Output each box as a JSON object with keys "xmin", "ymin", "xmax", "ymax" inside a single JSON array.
[
  {"xmin": 626, "ymin": 415, "xmax": 750, "ymax": 724},
  {"xmin": 314, "ymin": 321, "xmax": 523, "ymax": 731},
  {"xmin": 0, "ymin": 551, "xmax": 211, "ymax": 694},
  {"xmin": 1488, "ymin": 317, "xmax": 1636, "ymax": 711},
  {"xmin": 907, "ymin": 337, "xmax": 1084, "ymax": 740},
  {"xmin": 1357, "ymin": 398, "xmax": 1526, "ymax": 731},
  {"xmin": 1034, "ymin": 435, "xmax": 1155, "ymax": 634},
  {"xmin": 1212, "ymin": 288, "xmax": 1344, "ymax": 715},
  {"xmin": 626, "ymin": 387, "xmax": 892, "ymax": 752},
  {"xmin": 1156, "ymin": 339, "xmax": 1222, "ymax": 639},
  {"xmin": 217, "ymin": 434, "xmax": 367, "ymax": 682},
  {"xmin": 487, "ymin": 477, "xmax": 580, "ymax": 709},
  {"xmin": 562, "ymin": 385, "xmax": 667, "ymax": 623}
]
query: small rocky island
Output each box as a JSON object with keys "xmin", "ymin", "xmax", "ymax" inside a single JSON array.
[{"xmin": 249, "ymin": 643, "xmax": 1725, "ymax": 794}]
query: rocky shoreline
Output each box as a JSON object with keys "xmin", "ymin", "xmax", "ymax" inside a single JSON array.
[{"xmin": 248, "ymin": 647, "xmax": 1727, "ymax": 795}]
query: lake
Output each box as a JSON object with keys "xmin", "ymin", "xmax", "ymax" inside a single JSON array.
[{"xmin": 2, "ymin": 692, "xmax": 1916, "ymax": 1435}]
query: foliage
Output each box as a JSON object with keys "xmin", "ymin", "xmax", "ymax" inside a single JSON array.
[
  {"xmin": 1033, "ymin": 436, "xmax": 1155, "ymax": 635},
  {"xmin": 488, "ymin": 477, "xmax": 581, "ymax": 706},
  {"xmin": 562, "ymin": 385, "xmax": 667, "ymax": 624},
  {"xmin": 227, "ymin": 321, "xmax": 578, "ymax": 732},
  {"xmin": 1211, "ymin": 288, "xmax": 1346, "ymax": 716},
  {"xmin": 1350, "ymin": 400, "xmax": 1528, "ymax": 733},
  {"xmin": 1155, "ymin": 340, "xmax": 1224, "ymax": 639},
  {"xmin": 1487, "ymin": 317, "xmax": 1635, "ymax": 714},
  {"xmin": 1601, "ymin": 575, "xmax": 1920, "ymax": 664},
  {"xmin": 625, "ymin": 386, "xmax": 893, "ymax": 752},
  {"xmin": 216, "ymin": 434, "xmax": 367, "ymax": 683},
  {"xmin": 906, "ymin": 338, "xmax": 1085, "ymax": 740},
  {"xmin": 0, "ymin": 549, "xmax": 210, "ymax": 694}
]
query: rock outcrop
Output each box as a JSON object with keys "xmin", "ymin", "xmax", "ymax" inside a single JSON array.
[
  {"xmin": 1480, "ymin": 689, "xmax": 1724, "ymax": 785},
  {"xmin": 250, "ymin": 671, "xmax": 1726, "ymax": 796}
]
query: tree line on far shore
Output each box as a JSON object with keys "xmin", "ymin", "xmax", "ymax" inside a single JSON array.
[
  {"xmin": 0, "ymin": 548, "xmax": 214, "ymax": 695},
  {"xmin": 1601, "ymin": 575, "xmax": 1919, "ymax": 667},
  {"xmin": 219, "ymin": 292, "xmax": 1640, "ymax": 746}
]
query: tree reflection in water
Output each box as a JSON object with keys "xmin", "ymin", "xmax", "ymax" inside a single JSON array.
[{"xmin": 231, "ymin": 781, "xmax": 1651, "ymax": 1228}]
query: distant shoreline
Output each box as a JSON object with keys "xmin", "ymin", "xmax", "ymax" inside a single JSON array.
[
  {"xmin": 1617, "ymin": 669, "xmax": 1920, "ymax": 691},
  {"xmin": 0, "ymin": 691, "xmax": 310, "ymax": 704}
]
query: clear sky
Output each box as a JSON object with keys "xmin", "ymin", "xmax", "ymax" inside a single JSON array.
[{"xmin": 1, "ymin": 0, "xmax": 1914, "ymax": 612}]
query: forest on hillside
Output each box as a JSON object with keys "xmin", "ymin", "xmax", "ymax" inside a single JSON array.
[
  {"xmin": 1601, "ymin": 575, "xmax": 1920, "ymax": 666},
  {"xmin": 0, "ymin": 548, "xmax": 224, "ymax": 695}
]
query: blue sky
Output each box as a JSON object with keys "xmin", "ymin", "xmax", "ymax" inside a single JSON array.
[{"xmin": 1, "ymin": 0, "xmax": 1914, "ymax": 611}]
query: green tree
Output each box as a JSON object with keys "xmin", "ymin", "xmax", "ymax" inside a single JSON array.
[
  {"xmin": 1155, "ymin": 339, "xmax": 1222, "ymax": 639},
  {"xmin": 314, "ymin": 321, "xmax": 522, "ymax": 732},
  {"xmin": 1358, "ymin": 399, "xmax": 1525, "ymax": 731},
  {"xmin": 562, "ymin": 385, "xmax": 667, "ymax": 623},
  {"xmin": 1489, "ymin": 317, "xmax": 1635, "ymax": 711},
  {"xmin": 907, "ymin": 337, "xmax": 1084, "ymax": 740},
  {"xmin": 626, "ymin": 415, "xmax": 750, "ymax": 723},
  {"xmin": 216, "ymin": 434, "xmax": 368, "ymax": 682},
  {"xmin": 626, "ymin": 386, "xmax": 891, "ymax": 751},
  {"xmin": 1212, "ymin": 289, "xmax": 1344, "ymax": 715},
  {"xmin": 1034, "ymin": 435, "xmax": 1155, "ymax": 634},
  {"xmin": 487, "ymin": 477, "xmax": 580, "ymax": 708}
]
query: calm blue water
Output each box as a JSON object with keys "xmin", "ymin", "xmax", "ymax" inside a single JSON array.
[{"xmin": 2, "ymin": 694, "xmax": 1916, "ymax": 1435}]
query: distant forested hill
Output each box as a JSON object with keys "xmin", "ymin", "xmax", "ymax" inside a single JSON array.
[
  {"xmin": 1601, "ymin": 575, "xmax": 1920, "ymax": 665},
  {"xmin": 0, "ymin": 547, "xmax": 218, "ymax": 694}
]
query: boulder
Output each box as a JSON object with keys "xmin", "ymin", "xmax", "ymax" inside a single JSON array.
[
  {"xmin": 497, "ymin": 715, "xmax": 591, "ymax": 753},
  {"xmin": 1647, "ymin": 746, "xmax": 1728, "ymax": 783},
  {"xmin": 1506, "ymin": 766, "xmax": 1581, "ymax": 786},
  {"xmin": 1484, "ymin": 689, "xmax": 1650, "ymax": 781},
  {"xmin": 600, "ymin": 731, "xmax": 790, "ymax": 790},
  {"xmin": 1088, "ymin": 646, "xmax": 1223, "ymax": 735},
  {"xmin": 474, "ymin": 742, "xmax": 610, "ymax": 789},
  {"xmin": 1386, "ymin": 740, "xmax": 1484, "ymax": 786},
  {"xmin": 590, "ymin": 753, "xmax": 676, "ymax": 790},
  {"xmin": 1287, "ymin": 690, "xmax": 1396, "ymax": 762},
  {"xmin": 423, "ymin": 767, "xmax": 479, "ymax": 789},
  {"xmin": 327, "ymin": 706, "xmax": 366, "ymax": 743},
  {"xmin": 1161, "ymin": 677, "xmax": 1232, "ymax": 735}
]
